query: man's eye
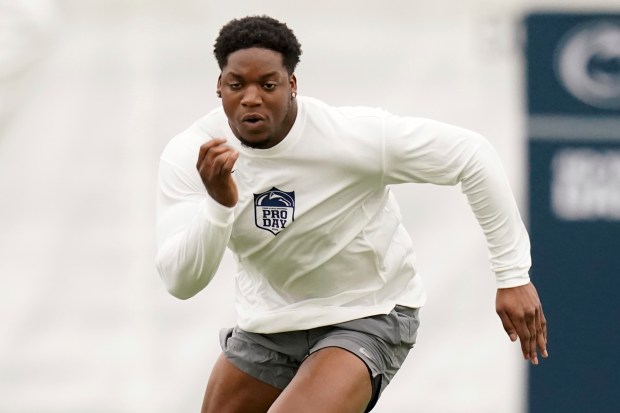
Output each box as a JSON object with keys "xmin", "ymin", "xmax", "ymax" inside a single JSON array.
[
  {"xmin": 263, "ymin": 83, "xmax": 276, "ymax": 90},
  {"xmin": 228, "ymin": 83, "xmax": 241, "ymax": 90}
]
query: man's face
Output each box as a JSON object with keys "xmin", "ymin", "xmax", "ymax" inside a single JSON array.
[{"xmin": 218, "ymin": 47, "xmax": 297, "ymax": 149}]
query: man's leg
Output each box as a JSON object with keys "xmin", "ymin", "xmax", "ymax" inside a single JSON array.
[
  {"xmin": 201, "ymin": 353, "xmax": 282, "ymax": 413},
  {"xmin": 268, "ymin": 347, "xmax": 372, "ymax": 413}
]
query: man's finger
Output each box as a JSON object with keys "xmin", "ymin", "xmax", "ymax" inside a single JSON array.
[
  {"xmin": 198, "ymin": 146, "xmax": 235, "ymax": 176},
  {"xmin": 512, "ymin": 318, "xmax": 533, "ymax": 361},
  {"xmin": 197, "ymin": 138, "xmax": 227, "ymax": 169},
  {"xmin": 220, "ymin": 150, "xmax": 239, "ymax": 174},
  {"xmin": 211, "ymin": 149, "xmax": 239, "ymax": 175},
  {"xmin": 537, "ymin": 307, "xmax": 549, "ymax": 358},
  {"xmin": 497, "ymin": 310, "xmax": 518, "ymax": 342},
  {"xmin": 525, "ymin": 309, "xmax": 538, "ymax": 365}
]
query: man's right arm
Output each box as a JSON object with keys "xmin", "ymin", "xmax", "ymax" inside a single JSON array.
[{"xmin": 155, "ymin": 138, "xmax": 238, "ymax": 299}]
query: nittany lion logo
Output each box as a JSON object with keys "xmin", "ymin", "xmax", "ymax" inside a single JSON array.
[
  {"xmin": 555, "ymin": 20, "xmax": 620, "ymax": 110},
  {"xmin": 254, "ymin": 187, "xmax": 295, "ymax": 235}
]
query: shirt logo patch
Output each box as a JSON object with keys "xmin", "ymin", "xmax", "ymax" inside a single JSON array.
[{"xmin": 254, "ymin": 187, "xmax": 295, "ymax": 235}]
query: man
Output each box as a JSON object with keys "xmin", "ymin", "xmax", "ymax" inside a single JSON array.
[{"xmin": 156, "ymin": 15, "xmax": 547, "ymax": 413}]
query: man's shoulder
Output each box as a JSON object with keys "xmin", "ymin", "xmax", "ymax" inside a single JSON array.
[
  {"xmin": 301, "ymin": 97, "xmax": 389, "ymax": 139},
  {"xmin": 301, "ymin": 96, "xmax": 388, "ymax": 120}
]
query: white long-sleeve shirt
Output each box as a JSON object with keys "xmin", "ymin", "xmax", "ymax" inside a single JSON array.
[{"xmin": 156, "ymin": 96, "xmax": 531, "ymax": 333}]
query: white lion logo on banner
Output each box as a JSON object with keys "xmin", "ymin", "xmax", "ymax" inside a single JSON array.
[{"xmin": 555, "ymin": 20, "xmax": 620, "ymax": 110}]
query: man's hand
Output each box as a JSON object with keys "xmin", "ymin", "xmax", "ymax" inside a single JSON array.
[
  {"xmin": 197, "ymin": 138, "xmax": 239, "ymax": 207},
  {"xmin": 496, "ymin": 282, "xmax": 548, "ymax": 365}
]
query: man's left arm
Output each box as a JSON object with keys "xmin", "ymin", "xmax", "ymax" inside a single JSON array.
[
  {"xmin": 381, "ymin": 115, "xmax": 548, "ymax": 364},
  {"xmin": 455, "ymin": 132, "xmax": 548, "ymax": 365}
]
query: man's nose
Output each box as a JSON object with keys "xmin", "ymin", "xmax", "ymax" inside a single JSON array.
[{"xmin": 241, "ymin": 85, "xmax": 262, "ymax": 106}]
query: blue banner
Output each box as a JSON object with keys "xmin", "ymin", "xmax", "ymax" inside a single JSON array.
[{"xmin": 525, "ymin": 12, "xmax": 620, "ymax": 412}]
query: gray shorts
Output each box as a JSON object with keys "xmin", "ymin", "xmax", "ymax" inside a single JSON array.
[{"xmin": 219, "ymin": 306, "xmax": 420, "ymax": 412}]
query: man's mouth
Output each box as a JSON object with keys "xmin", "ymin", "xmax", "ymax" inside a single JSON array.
[{"xmin": 242, "ymin": 114, "xmax": 266, "ymax": 124}]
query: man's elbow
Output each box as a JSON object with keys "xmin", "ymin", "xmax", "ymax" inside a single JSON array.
[
  {"xmin": 165, "ymin": 284, "xmax": 199, "ymax": 300},
  {"xmin": 155, "ymin": 260, "xmax": 201, "ymax": 300}
]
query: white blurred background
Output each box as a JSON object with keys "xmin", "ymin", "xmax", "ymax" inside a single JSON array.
[{"xmin": 1, "ymin": 1, "xmax": 617, "ymax": 412}]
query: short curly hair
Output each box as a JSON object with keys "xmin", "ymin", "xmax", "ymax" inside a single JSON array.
[{"xmin": 213, "ymin": 16, "xmax": 302, "ymax": 74}]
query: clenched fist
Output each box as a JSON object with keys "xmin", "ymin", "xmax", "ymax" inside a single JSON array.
[{"xmin": 197, "ymin": 138, "xmax": 239, "ymax": 207}]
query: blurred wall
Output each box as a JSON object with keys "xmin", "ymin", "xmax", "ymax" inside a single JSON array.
[{"xmin": 1, "ymin": 1, "xmax": 618, "ymax": 412}]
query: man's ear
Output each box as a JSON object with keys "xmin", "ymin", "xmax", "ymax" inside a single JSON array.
[
  {"xmin": 216, "ymin": 75, "xmax": 222, "ymax": 97},
  {"xmin": 289, "ymin": 73, "xmax": 297, "ymax": 94}
]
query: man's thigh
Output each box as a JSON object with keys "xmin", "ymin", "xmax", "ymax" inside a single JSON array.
[
  {"xmin": 201, "ymin": 353, "xmax": 281, "ymax": 413},
  {"xmin": 268, "ymin": 347, "xmax": 372, "ymax": 413}
]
